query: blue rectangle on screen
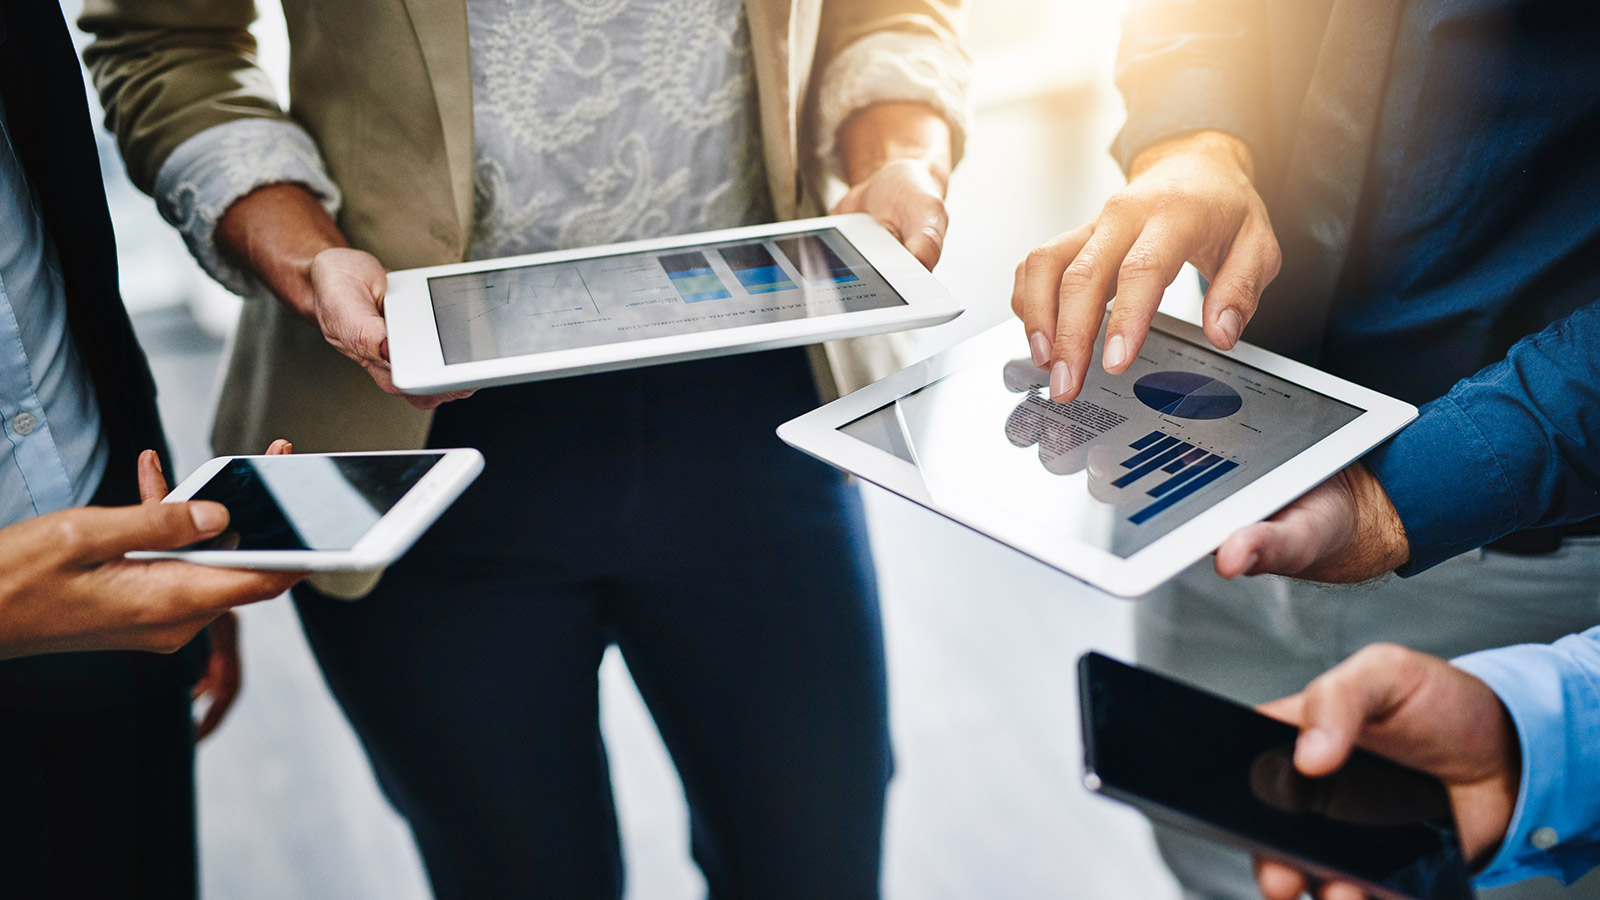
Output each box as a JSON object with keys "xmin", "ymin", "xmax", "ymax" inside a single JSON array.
[
  {"xmin": 1148, "ymin": 454, "xmax": 1223, "ymax": 497},
  {"xmin": 1129, "ymin": 431, "xmax": 1165, "ymax": 451},
  {"xmin": 1129, "ymin": 459, "xmax": 1240, "ymax": 525},
  {"xmin": 1121, "ymin": 435, "xmax": 1179, "ymax": 469},
  {"xmin": 1113, "ymin": 442, "xmax": 1194, "ymax": 488}
]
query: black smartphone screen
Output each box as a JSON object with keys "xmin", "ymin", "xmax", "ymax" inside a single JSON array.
[
  {"xmin": 1079, "ymin": 652, "xmax": 1474, "ymax": 900},
  {"xmin": 185, "ymin": 453, "xmax": 445, "ymax": 552}
]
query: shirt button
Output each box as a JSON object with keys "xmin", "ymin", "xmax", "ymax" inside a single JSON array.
[
  {"xmin": 10, "ymin": 412, "xmax": 38, "ymax": 436},
  {"xmin": 1532, "ymin": 827, "xmax": 1560, "ymax": 850}
]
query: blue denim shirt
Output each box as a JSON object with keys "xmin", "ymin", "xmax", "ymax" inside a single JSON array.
[
  {"xmin": 1335, "ymin": 0, "xmax": 1600, "ymax": 570},
  {"xmin": 1115, "ymin": 0, "xmax": 1600, "ymax": 571},
  {"xmin": 1455, "ymin": 626, "xmax": 1600, "ymax": 886},
  {"xmin": 0, "ymin": 95, "xmax": 107, "ymax": 524}
]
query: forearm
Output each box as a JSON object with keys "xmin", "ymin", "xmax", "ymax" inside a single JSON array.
[
  {"xmin": 1112, "ymin": 0, "xmax": 1270, "ymax": 176},
  {"xmin": 836, "ymin": 103, "xmax": 952, "ymax": 189},
  {"xmin": 216, "ymin": 184, "xmax": 350, "ymax": 320},
  {"xmin": 1366, "ymin": 299, "xmax": 1600, "ymax": 573},
  {"xmin": 79, "ymin": 0, "xmax": 281, "ymax": 193}
]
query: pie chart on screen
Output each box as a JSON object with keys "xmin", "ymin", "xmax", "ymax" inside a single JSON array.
[{"xmin": 1133, "ymin": 371, "xmax": 1243, "ymax": 420}]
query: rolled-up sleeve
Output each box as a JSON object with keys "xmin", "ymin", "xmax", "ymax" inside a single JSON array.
[
  {"xmin": 1365, "ymin": 300, "xmax": 1600, "ymax": 573},
  {"xmin": 1453, "ymin": 628, "xmax": 1600, "ymax": 888},
  {"xmin": 810, "ymin": 0, "xmax": 972, "ymax": 178},
  {"xmin": 813, "ymin": 30, "xmax": 972, "ymax": 179},
  {"xmin": 153, "ymin": 119, "xmax": 341, "ymax": 297},
  {"xmin": 1111, "ymin": 0, "xmax": 1270, "ymax": 174}
]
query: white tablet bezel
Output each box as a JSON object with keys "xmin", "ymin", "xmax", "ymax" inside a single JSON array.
[
  {"xmin": 777, "ymin": 315, "xmax": 1418, "ymax": 597},
  {"xmin": 384, "ymin": 214, "xmax": 963, "ymax": 393},
  {"xmin": 126, "ymin": 449, "xmax": 485, "ymax": 571}
]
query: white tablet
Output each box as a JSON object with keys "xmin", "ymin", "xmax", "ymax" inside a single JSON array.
[
  {"xmin": 384, "ymin": 214, "xmax": 963, "ymax": 392},
  {"xmin": 777, "ymin": 315, "xmax": 1417, "ymax": 597},
  {"xmin": 127, "ymin": 449, "xmax": 484, "ymax": 571}
]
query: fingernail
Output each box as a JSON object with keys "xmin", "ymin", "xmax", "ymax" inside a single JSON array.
[
  {"xmin": 1029, "ymin": 332, "xmax": 1052, "ymax": 367},
  {"xmin": 1298, "ymin": 728, "xmax": 1336, "ymax": 767},
  {"xmin": 1219, "ymin": 308, "xmax": 1244, "ymax": 346},
  {"xmin": 1243, "ymin": 552, "xmax": 1260, "ymax": 575},
  {"xmin": 1103, "ymin": 334, "xmax": 1127, "ymax": 370},
  {"xmin": 1049, "ymin": 360, "xmax": 1073, "ymax": 402},
  {"xmin": 190, "ymin": 502, "xmax": 228, "ymax": 533},
  {"xmin": 151, "ymin": 452, "xmax": 163, "ymax": 475}
]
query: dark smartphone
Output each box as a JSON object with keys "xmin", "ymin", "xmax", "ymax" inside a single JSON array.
[{"xmin": 1078, "ymin": 652, "xmax": 1474, "ymax": 900}]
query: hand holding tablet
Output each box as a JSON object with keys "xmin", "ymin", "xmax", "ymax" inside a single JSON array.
[
  {"xmin": 128, "ymin": 450, "xmax": 484, "ymax": 571},
  {"xmin": 778, "ymin": 314, "xmax": 1416, "ymax": 596}
]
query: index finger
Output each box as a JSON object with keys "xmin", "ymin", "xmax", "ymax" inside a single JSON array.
[{"xmin": 1104, "ymin": 214, "xmax": 1210, "ymax": 373}]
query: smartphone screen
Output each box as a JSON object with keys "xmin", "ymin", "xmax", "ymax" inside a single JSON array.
[
  {"xmin": 1079, "ymin": 653, "xmax": 1474, "ymax": 900},
  {"xmin": 183, "ymin": 453, "xmax": 446, "ymax": 552}
]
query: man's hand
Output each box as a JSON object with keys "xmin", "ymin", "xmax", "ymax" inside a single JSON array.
[
  {"xmin": 0, "ymin": 446, "xmax": 304, "ymax": 661},
  {"xmin": 831, "ymin": 102, "xmax": 953, "ymax": 271},
  {"xmin": 217, "ymin": 184, "xmax": 473, "ymax": 410},
  {"xmin": 1012, "ymin": 130, "xmax": 1280, "ymax": 402},
  {"xmin": 1215, "ymin": 461, "xmax": 1411, "ymax": 583},
  {"xmin": 1254, "ymin": 644, "xmax": 1521, "ymax": 900},
  {"xmin": 134, "ymin": 441, "xmax": 292, "ymax": 740}
]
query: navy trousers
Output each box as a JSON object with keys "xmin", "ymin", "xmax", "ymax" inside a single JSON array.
[{"xmin": 294, "ymin": 348, "xmax": 891, "ymax": 900}]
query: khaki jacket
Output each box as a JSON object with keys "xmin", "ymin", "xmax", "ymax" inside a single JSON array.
[
  {"xmin": 82, "ymin": 0, "xmax": 968, "ymax": 449},
  {"xmin": 82, "ymin": 0, "xmax": 967, "ymax": 594}
]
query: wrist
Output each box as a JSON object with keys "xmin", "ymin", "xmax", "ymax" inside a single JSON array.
[
  {"xmin": 1348, "ymin": 461, "xmax": 1412, "ymax": 573},
  {"xmin": 836, "ymin": 102, "xmax": 952, "ymax": 191},
  {"xmin": 1129, "ymin": 130, "xmax": 1257, "ymax": 184},
  {"xmin": 216, "ymin": 183, "xmax": 348, "ymax": 319}
]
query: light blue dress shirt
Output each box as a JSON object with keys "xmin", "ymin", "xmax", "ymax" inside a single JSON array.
[
  {"xmin": 0, "ymin": 95, "xmax": 108, "ymax": 526},
  {"xmin": 1454, "ymin": 626, "xmax": 1600, "ymax": 887}
]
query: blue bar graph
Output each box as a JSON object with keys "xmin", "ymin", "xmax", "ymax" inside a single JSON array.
[
  {"xmin": 1113, "ymin": 441, "xmax": 1194, "ymax": 489},
  {"xmin": 1112, "ymin": 429, "xmax": 1241, "ymax": 525},
  {"xmin": 1120, "ymin": 435, "xmax": 1179, "ymax": 469},
  {"xmin": 1129, "ymin": 431, "xmax": 1165, "ymax": 451},
  {"xmin": 720, "ymin": 242, "xmax": 798, "ymax": 294},
  {"xmin": 1130, "ymin": 460, "xmax": 1240, "ymax": 525},
  {"xmin": 1164, "ymin": 448, "xmax": 1209, "ymax": 473},
  {"xmin": 1148, "ymin": 454, "xmax": 1223, "ymax": 497}
]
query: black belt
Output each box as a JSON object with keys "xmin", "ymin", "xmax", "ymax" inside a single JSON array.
[{"xmin": 1485, "ymin": 516, "xmax": 1600, "ymax": 556}]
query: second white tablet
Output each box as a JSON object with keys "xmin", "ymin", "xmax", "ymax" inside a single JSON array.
[
  {"xmin": 778, "ymin": 315, "xmax": 1417, "ymax": 597},
  {"xmin": 385, "ymin": 214, "xmax": 962, "ymax": 392}
]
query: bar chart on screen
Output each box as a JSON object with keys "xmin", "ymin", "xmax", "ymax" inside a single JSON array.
[
  {"xmin": 1115, "ymin": 430, "xmax": 1241, "ymax": 525},
  {"xmin": 659, "ymin": 251, "xmax": 732, "ymax": 302},
  {"xmin": 720, "ymin": 243, "xmax": 798, "ymax": 294},
  {"xmin": 775, "ymin": 234, "xmax": 860, "ymax": 285}
]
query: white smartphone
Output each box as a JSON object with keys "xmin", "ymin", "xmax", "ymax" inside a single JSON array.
[{"xmin": 127, "ymin": 449, "xmax": 485, "ymax": 571}]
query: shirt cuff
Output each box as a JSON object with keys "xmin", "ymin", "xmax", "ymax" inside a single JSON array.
[
  {"xmin": 1454, "ymin": 636, "xmax": 1600, "ymax": 887},
  {"xmin": 814, "ymin": 30, "xmax": 973, "ymax": 182},
  {"xmin": 1364, "ymin": 395, "xmax": 1522, "ymax": 575},
  {"xmin": 154, "ymin": 119, "xmax": 342, "ymax": 298}
]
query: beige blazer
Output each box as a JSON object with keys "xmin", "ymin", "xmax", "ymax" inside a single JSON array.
[
  {"xmin": 82, "ymin": 0, "xmax": 968, "ymax": 450},
  {"xmin": 82, "ymin": 0, "xmax": 967, "ymax": 594}
]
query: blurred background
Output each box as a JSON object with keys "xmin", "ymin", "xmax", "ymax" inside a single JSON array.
[{"xmin": 61, "ymin": 1, "xmax": 1188, "ymax": 897}]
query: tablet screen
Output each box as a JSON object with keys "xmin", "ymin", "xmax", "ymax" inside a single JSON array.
[
  {"xmin": 427, "ymin": 228, "xmax": 907, "ymax": 364},
  {"xmin": 838, "ymin": 326, "xmax": 1361, "ymax": 558},
  {"xmin": 186, "ymin": 454, "xmax": 445, "ymax": 551}
]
